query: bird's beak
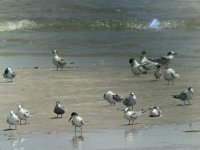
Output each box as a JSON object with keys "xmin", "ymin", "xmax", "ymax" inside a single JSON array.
[
  {"xmin": 68, "ymin": 117, "xmax": 72, "ymax": 122},
  {"xmin": 174, "ymin": 52, "xmax": 178, "ymax": 55}
]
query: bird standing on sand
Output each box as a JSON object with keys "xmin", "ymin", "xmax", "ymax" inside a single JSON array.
[
  {"xmin": 123, "ymin": 92, "xmax": 137, "ymax": 110},
  {"xmin": 52, "ymin": 50, "xmax": 73, "ymax": 71},
  {"xmin": 7, "ymin": 111, "xmax": 20, "ymax": 129},
  {"xmin": 15, "ymin": 105, "xmax": 32, "ymax": 125},
  {"xmin": 69, "ymin": 112, "xmax": 85, "ymax": 138},
  {"xmin": 148, "ymin": 106, "xmax": 161, "ymax": 117},
  {"xmin": 163, "ymin": 67, "xmax": 179, "ymax": 84},
  {"xmin": 140, "ymin": 51, "xmax": 158, "ymax": 70},
  {"xmin": 129, "ymin": 58, "xmax": 147, "ymax": 76},
  {"xmin": 150, "ymin": 51, "xmax": 177, "ymax": 68},
  {"xmin": 103, "ymin": 91, "xmax": 123, "ymax": 106},
  {"xmin": 172, "ymin": 87, "xmax": 194, "ymax": 105},
  {"xmin": 54, "ymin": 101, "xmax": 65, "ymax": 118},
  {"xmin": 154, "ymin": 64, "xmax": 162, "ymax": 80},
  {"xmin": 3, "ymin": 67, "xmax": 16, "ymax": 82},
  {"xmin": 123, "ymin": 108, "xmax": 145, "ymax": 125}
]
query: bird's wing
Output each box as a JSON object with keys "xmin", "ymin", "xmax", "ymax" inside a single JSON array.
[
  {"xmin": 81, "ymin": 120, "xmax": 85, "ymax": 125},
  {"xmin": 123, "ymin": 97, "xmax": 129, "ymax": 106},
  {"xmin": 113, "ymin": 95, "xmax": 123, "ymax": 102},
  {"xmin": 57, "ymin": 58, "xmax": 66, "ymax": 65},
  {"xmin": 137, "ymin": 65, "xmax": 147, "ymax": 73},
  {"xmin": 151, "ymin": 56, "xmax": 168, "ymax": 65},
  {"xmin": 130, "ymin": 112, "xmax": 138, "ymax": 118},
  {"xmin": 174, "ymin": 91, "xmax": 188, "ymax": 100},
  {"xmin": 170, "ymin": 72, "xmax": 176, "ymax": 78}
]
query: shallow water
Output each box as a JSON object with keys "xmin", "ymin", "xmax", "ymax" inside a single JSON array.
[{"xmin": 1, "ymin": 123, "xmax": 200, "ymax": 150}]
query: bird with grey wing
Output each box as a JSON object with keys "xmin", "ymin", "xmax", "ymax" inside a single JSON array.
[
  {"xmin": 52, "ymin": 50, "xmax": 74, "ymax": 71},
  {"xmin": 154, "ymin": 64, "xmax": 162, "ymax": 80},
  {"xmin": 163, "ymin": 67, "xmax": 179, "ymax": 84},
  {"xmin": 122, "ymin": 92, "xmax": 137, "ymax": 110},
  {"xmin": 103, "ymin": 90, "xmax": 123, "ymax": 106},
  {"xmin": 129, "ymin": 58, "xmax": 147, "ymax": 76},
  {"xmin": 148, "ymin": 106, "xmax": 161, "ymax": 117},
  {"xmin": 7, "ymin": 111, "xmax": 20, "ymax": 129},
  {"xmin": 123, "ymin": 108, "xmax": 146, "ymax": 125},
  {"xmin": 140, "ymin": 51, "xmax": 158, "ymax": 71},
  {"xmin": 3, "ymin": 67, "xmax": 16, "ymax": 82},
  {"xmin": 172, "ymin": 87, "xmax": 194, "ymax": 105},
  {"xmin": 54, "ymin": 101, "xmax": 65, "ymax": 118},
  {"xmin": 69, "ymin": 112, "xmax": 85, "ymax": 138},
  {"xmin": 15, "ymin": 105, "xmax": 32, "ymax": 125},
  {"xmin": 150, "ymin": 51, "xmax": 177, "ymax": 68}
]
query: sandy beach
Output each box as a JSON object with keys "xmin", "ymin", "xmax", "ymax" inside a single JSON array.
[{"xmin": 0, "ymin": 66, "xmax": 199, "ymax": 134}]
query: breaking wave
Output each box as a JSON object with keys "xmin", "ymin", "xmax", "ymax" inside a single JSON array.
[
  {"xmin": 0, "ymin": 18, "xmax": 200, "ymax": 32},
  {"xmin": 0, "ymin": 20, "xmax": 41, "ymax": 32}
]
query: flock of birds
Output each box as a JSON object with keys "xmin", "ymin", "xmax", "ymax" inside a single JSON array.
[
  {"xmin": 103, "ymin": 50, "xmax": 194, "ymax": 127},
  {"xmin": 4, "ymin": 49, "xmax": 194, "ymax": 138},
  {"xmin": 129, "ymin": 51, "xmax": 180, "ymax": 84}
]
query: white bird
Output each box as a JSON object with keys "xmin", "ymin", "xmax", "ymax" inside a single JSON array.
[
  {"xmin": 54, "ymin": 101, "xmax": 65, "ymax": 118},
  {"xmin": 52, "ymin": 50, "xmax": 73, "ymax": 71},
  {"xmin": 172, "ymin": 87, "xmax": 194, "ymax": 105},
  {"xmin": 15, "ymin": 105, "xmax": 32, "ymax": 125},
  {"xmin": 129, "ymin": 58, "xmax": 147, "ymax": 76},
  {"xmin": 140, "ymin": 51, "xmax": 158, "ymax": 70},
  {"xmin": 148, "ymin": 106, "xmax": 161, "ymax": 117},
  {"xmin": 3, "ymin": 67, "xmax": 16, "ymax": 82},
  {"xmin": 69, "ymin": 112, "xmax": 85, "ymax": 138},
  {"xmin": 154, "ymin": 64, "xmax": 162, "ymax": 80},
  {"xmin": 150, "ymin": 51, "xmax": 177, "ymax": 68},
  {"xmin": 123, "ymin": 108, "xmax": 145, "ymax": 125},
  {"xmin": 163, "ymin": 67, "xmax": 179, "ymax": 84},
  {"xmin": 7, "ymin": 111, "xmax": 20, "ymax": 129},
  {"xmin": 122, "ymin": 92, "xmax": 137, "ymax": 110},
  {"xmin": 103, "ymin": 90, "xmax": 123, "ymax": 106}
]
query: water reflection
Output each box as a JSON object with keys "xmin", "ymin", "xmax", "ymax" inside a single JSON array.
[
  {"xmin": 1, "ymin": 123, "xmax": 200, "ymax": 150},
  {"xmin": 4, "ymin": 133, "xmax": 27, "ymax": 150},
  {"xmin": 71, "ymin": 136, "xmax": 84, "ymax": 150},
  {"xmin": 124, "ymin": 129, "xmax": 136, "ymax": 143}
]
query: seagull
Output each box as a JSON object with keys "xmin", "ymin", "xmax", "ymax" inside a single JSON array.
[
  {"xmin": 172, "ymin": 87, "xmax": 194, "ymax": 105},
  {"xmin": 69, "ymin": 112, "xmax": 85, "ymax": 138},
  {"xmin": 123, "ymin": 108, "xmax": 146, "ymax": 125},
  {"xmin": 129, "ymin": 58, "xmax": 147, "ymax": 76},
  {"xmin": 154, "ymin": 64, "xmax": 162, "ymax": 80},
  {"xmin": 150, "ymin": 51, "xmax": 177, "ymax": 68},
  {"xmin": 163, "ymin": 67, "xmax": 179, "ymax": 84},
  {"xmin": 148, "ymin": 106, "xmax": 161, "ymax": 117},
  {"xmin": 52, "ymin": 50, "xmax": 74, "ymax": 71},
  {"xmin": 140, "ymin": 51, "xmax": 158, "ymax": 70},
  {"xmin": 122, "ymin": 92, "xmax": 137, "ymax": 110},
  {"xmin": 3, "ymin": 67, "xmax": 16, "ymax": 82},
  {"xmin": 54, "ymin": 101, "xmax": 65, "ymax": 118},
  {"xmin": 103, "ymin": 90, "xmax": 123, "ymax": 106},
  {"xmin": 7, "ymin": 111, "xmax": 20, "ymax": 129},
  {"xmin": 15, "ymin": 105, "xmax": 32, "ymax": 125}
]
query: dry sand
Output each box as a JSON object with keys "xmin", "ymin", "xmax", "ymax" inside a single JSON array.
[{"xmin": 0, "ymin": 66, "xmax": 199, "ymax": 134}]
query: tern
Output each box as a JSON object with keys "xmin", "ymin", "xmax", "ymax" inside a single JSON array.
[
  {"xmin": 69, "ymin": 112, "xmax": 85, "ymax": 138},
  {"xmin": 172, "ymin": 87, "xmax": 194, "ymax": 105}
]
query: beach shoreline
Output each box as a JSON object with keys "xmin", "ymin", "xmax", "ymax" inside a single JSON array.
[{"xmin": 0, "ymin": 66, "xmax": 199, "ymax": 135}]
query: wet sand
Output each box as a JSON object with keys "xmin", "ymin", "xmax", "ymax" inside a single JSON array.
[{"xmin": 0, "ymin": 66, "xmax": 199, "ymax": 134}]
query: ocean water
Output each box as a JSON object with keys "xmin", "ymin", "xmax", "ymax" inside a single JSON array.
[
  {"xmin": 1, "ymin": 123, "xmax": 200, "ymax": 150},
  {"xmin": 0, "ymin": 0, "xmax": 200, "ymax": 68}
]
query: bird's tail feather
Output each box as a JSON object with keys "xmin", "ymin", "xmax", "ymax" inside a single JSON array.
[{"xmin": 171, "ymin": 95, "xmax": 178, "ymax": 99}]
